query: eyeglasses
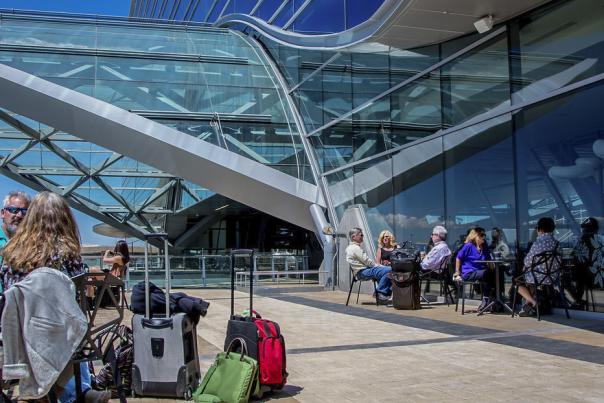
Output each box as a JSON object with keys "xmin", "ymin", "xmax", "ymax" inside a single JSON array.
[
  {"xmin": 431, "ymin": 233, "xmax": 439, "ymax": 236},
  {"xmin": 4, "ymin": 206, "xmax": 27, "ymax": 215}
]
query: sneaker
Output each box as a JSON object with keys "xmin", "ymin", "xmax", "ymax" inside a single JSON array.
[
  {"xmin": 478, "ymin": 298, "xmax": 490, "ymax": 311},
  {"xmin": 518, "ymin": 304, "xmax": 536, "ymax": 317},
  {"xmin": 377, "ymin": 293, "xmax": 392, "ymax": 305},
  {"xmin": 84, "ymin": 389, "xmax": 112, "ymax": 403}
]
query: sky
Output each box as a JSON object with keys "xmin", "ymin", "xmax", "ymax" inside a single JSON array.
[
  {"xmin": 0, "ymin": 0, "xmax": 134, "ymax": 246},
  {"xmin": 0, "ymin": 0, "xmax": 130, "ymax": 16}
]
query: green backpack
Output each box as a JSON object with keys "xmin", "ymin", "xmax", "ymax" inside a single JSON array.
[{"xmin": 193, "ymin": 338, "xmax": 260, "ymax": 403}]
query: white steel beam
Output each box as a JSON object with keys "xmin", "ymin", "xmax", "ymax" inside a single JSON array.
[{"xmin": 0, "ymin": 63, "xmax": 324, "ymax": 230}]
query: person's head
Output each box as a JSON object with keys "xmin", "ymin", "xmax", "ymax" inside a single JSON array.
[
  {"xmin": 491, "ymin": 227, "xmax": 507, "ymax": 244},
  {"xmin": 349, "ymin": 227, "xmax": 364, "ymax": 243},
  {"xmin": 465, "ymin": 228, "xmax": 487, "ymax": 246},
  {"xmin": 431, "ymin": 225, "xmax": 447, "ymax": 242},
  {"xmin": 378, "ymin": 230, "xmax": 396, "ymax": 248},
  {"xmin": 114, "ymin": 239, "xmax": 130, "ymax": 264},
  {"xmin": 1, "ymin": 190, "xmax": 31, "ymax": 237},
  {"xmin": 536, "ymin": 217, "xmax": 555, "ymax": 234},
  {"xmin": 580, "ymin": 217, "xmax": 599, "ymax": 235},
  {"xmin": 2, "ymin": 191, "xmax": 80, "ymax": 273}
]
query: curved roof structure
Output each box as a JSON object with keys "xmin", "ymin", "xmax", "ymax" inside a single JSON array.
[{"xmin": 130, "ymin": 0, "xmax": 552, "ymax": 50}]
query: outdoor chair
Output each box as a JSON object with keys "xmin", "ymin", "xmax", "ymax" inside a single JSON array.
[
  {"xmin": 419, "ymin": 256, "xmax": 454, "ymax": 306},
  {"xmin": 70, "ymin": 272, "xmax": 127, "ymax": 402},
  {"xmin": 455, "ymin": 275, "xmax": 483, "ymax": 315},
  {"xmin": 510, "ymin": 250, "xmax": 569, "ymax": 321},
  {"xmin": 346, "ymin": 265, "xmax": 379, "ymax": 306}
]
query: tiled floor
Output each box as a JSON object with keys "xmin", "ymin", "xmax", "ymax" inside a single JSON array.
[{"xmin": 124, "ymin": 285, "xmax": 604, "ymax": 402}]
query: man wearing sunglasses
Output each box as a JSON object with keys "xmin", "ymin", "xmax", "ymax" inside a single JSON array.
[{"xmin": 0, "ymin": 190, "xmax": 31, "ymax": 252}]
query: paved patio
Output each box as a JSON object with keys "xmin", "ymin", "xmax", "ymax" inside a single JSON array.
[{"xmin": 128, "ymin": 285, "xmax": 604, "ymax": 402}]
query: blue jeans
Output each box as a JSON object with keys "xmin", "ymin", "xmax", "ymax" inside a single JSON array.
[
  {"xmin": 358, "ymin": 265, "xmax": 392, "ymax": 295},
  {"xmin": 60, "ymin": 362, "xmax": 92, "ymax": 403}
]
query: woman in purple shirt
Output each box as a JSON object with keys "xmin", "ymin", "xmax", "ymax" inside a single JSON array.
[{"xmin": 454, "ymin": 227, "xmax": 495, "ymax": 310}]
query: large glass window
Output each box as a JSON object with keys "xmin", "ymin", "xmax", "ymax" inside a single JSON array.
[
  {"xmin": 512, "ymin": 0, "xmax": 604, "ymax": 103},
  {"xmin": 441, "ymin": 34, "xmax": 510, "ymax": 128},
  {"xmin": 345, "ymin": 0, "xmax": 384, "ymax": 29},
  {"xmin": 444, "ymin": 114, "xmax": 516, "ymax": 247}
]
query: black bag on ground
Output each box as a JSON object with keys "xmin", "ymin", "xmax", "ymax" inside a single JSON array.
[{"xmin": 390, "ymin": 272, "xmax": 420, "ymax": 310}]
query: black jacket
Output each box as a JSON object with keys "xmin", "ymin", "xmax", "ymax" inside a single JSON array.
[{"xmin": 131, "ymin": 282, "xmax": 210, "ymax": 324}]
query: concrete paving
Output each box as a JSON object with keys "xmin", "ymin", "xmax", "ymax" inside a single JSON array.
[{"xmin": 125, "ymin": 285, "xmax": 604, "ymax": 402}]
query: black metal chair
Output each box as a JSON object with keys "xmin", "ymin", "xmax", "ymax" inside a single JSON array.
[
  {"xmin": 511, "ymin": 250, "xmax": 569, "ymax": 321},
  {"xmin": 345, "ymin": 265, "xmax": 380, "ymax": 306},
  {"xmin": 419, "ymin": 255, "xmax": 454, "ymax": 306},
  {"xmin": 70, "ymin": 272, "xmax": 127, "ymax": 402},
  {"xmin": 454, "ymin": 275, "xmax": 483, "ymax": 315}
]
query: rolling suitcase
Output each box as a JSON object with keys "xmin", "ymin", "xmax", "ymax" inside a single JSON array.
[
  {"xmin": 131, "ymin": 233, "xmax": 201, "ymax": 399},
  {"xmin": 391, "ymin": 271, "xmax": 421, "ymax": 310},
  {"xmin": 224, "ymin": 249, "xmax": 288, "ymax": 392}
]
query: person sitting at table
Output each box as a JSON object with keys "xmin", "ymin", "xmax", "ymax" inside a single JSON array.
[
  {"xmin": 420, "ymin": 225, "xmax": 451, "ymax": 272},
  {"xmin": 346, "ymin": 227, "xmax": 392, "ymax": 304},
  {"xmin": 375, "ymin": 230, "xmax": 400, "ymax": 266},
  {"xmin": 490, "ymin": 227, "xmax": 512, "ymax": 259},
  {"xmin": 516, "ymin": 217, "xmax": 560, "ymax": 317},
  {"xmin": 570, "ymin": 217, "xmax": 601, "ymax": 308},
  {"xmin": 454, "ymin": 227, "xmax": 494, "ymax": 311}
]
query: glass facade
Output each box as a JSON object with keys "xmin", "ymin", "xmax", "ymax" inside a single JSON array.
[
  {"xmin": 257, "ymin": 0, "xmax": 604, "ymax": 310},
  {"xmin": 2, "ymin": 0, "xmax": 604, "ymax": 311},
  {"xmin": 0, "ymin": 12, "xmax": 311, "ymax": 241}
]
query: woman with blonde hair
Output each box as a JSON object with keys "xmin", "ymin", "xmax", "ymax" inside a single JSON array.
[
  {"xmin": 454, "ymin": 227, "xmax": 495, "ymax": 311},
  {"xmin": 1, "ymin": 191, "xmax": 111, "ymax": 403},
  {"xmin": 376, "ymin": 230, "xmax": 400, "ymax": 266}
]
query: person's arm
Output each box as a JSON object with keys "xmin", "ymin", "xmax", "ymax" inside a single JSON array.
[
  {"xmin": 376, "ymin": 247, "xmax": 382, "ymax": 265},
  {"xmin": 102, "ymin": 251, "xmax": 123, "ymax": 266}
]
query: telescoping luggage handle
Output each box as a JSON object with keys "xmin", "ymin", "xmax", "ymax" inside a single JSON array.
[
  {"xmin": 230, "ymin": 249, "xmax": 254, "ymax": 319},
  {"xmin": 144, "ymin": 233, "xmax": 170, "ymax": 319}
]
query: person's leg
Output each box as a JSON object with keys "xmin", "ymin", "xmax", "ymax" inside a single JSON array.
[
  {"xmin": 60, "ymin": 363, "xmax": 90, "ymax": 403},
  {"xmin": 517, "ymin": 285, "xmax": 536, "ymax": 306},
  {"xmin": 374, "ymin": 265, "xmax": 392, "ymax": 295},
  {"xmin": 359, "ymin": 266, "xmax": 392, "ymax": 295}
]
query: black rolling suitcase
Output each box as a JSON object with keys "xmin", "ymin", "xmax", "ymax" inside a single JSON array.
[
  {"xmin": 391, "ymin": 271, "xmax": 421, "ymax": 310},
  {"xmin": 131, "ymin": 233, "xmax": 201, "ymax": 399},
  {"xmin": 224, "ymin": 249, "xmax": 259, "ymax": 359}
]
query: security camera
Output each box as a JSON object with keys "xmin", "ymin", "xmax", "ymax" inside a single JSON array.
[{"xmin": 474, "ymin": 15, "xmax": 494, "ymax": 34}]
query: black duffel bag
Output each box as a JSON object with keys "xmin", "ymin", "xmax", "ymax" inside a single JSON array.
[{"xmin": 390, "ymin": 244, "xmax": 421, "ymax": 273}]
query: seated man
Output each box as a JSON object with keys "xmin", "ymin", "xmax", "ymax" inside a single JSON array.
[
  {"xmin": 345, "ymin": 227, "xmax": 392, "ymax": 303},
  {"xmin": 420, "ymin": 225, "xmax": 451, "ymax": 272}
]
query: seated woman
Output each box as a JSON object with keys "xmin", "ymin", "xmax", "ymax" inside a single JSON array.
[
  {"xmin": 102, "ymin": 240, "xmax": 130, "ymax": 278},
  {"xmin": 516, "ymin": 217, "xmax": 560, "ymax": 317},
  {"xmin": 1, "ymin": 191, "xmax": 111, "ymax": 403},
  {"xmin": 375, "ymin": 230, "xmax": 400, "ymax": 266},
  {"xmin": 454, "ymin": 227, "xmax": 495, "ymax": 311},
  {"xmin": 490, "ymin": 227, "xmax": 512, "ymax": 259}
]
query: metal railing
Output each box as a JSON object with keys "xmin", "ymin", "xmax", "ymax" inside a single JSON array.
[{"xmin": 84, "ymin": 252, "xmax": 313, "ymax": 290}]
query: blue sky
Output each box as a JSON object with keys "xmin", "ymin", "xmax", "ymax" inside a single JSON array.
[
  {"xmin": 0, "ymin": 1, "xmax": 134, "ymax": 246},
  {"xmin": 0, "ymin": 0, "xmax": 130, "ymax": 16}
]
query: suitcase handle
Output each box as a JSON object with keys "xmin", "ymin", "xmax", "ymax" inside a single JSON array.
[
  {"xmin": 141, "ymin": 317, "xmax": 174, "ymax": 330},
  {"xmin": 230, "ymin": 249, "xmax": 254, "ymax": 319}
]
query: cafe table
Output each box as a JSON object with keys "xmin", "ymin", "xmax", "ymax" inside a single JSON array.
[{"xmin": 474, "ymin": 259, "xmax": 515, "ymax": 315}]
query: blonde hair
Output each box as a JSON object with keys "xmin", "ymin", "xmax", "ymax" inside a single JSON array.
[
  {"xmin": 465, "ymin": 228, "xmax": 485, "ymax": 246},
  {"xmin": 378, "ymin": 230, "xmax": 396, "ymax": 248},
  {"xmin": 2, "ymin": 191, "xmax": 81, "ymax": 273}
]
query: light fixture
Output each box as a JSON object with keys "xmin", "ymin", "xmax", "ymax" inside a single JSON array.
[{"xmin": 474, "ymin": 15, "xmax": 494, "ymax": 34}]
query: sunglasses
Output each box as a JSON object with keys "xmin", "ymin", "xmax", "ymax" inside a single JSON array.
[{"xmin": 4, "ymin": 206, "xmax": 27, "ymax": 215}]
